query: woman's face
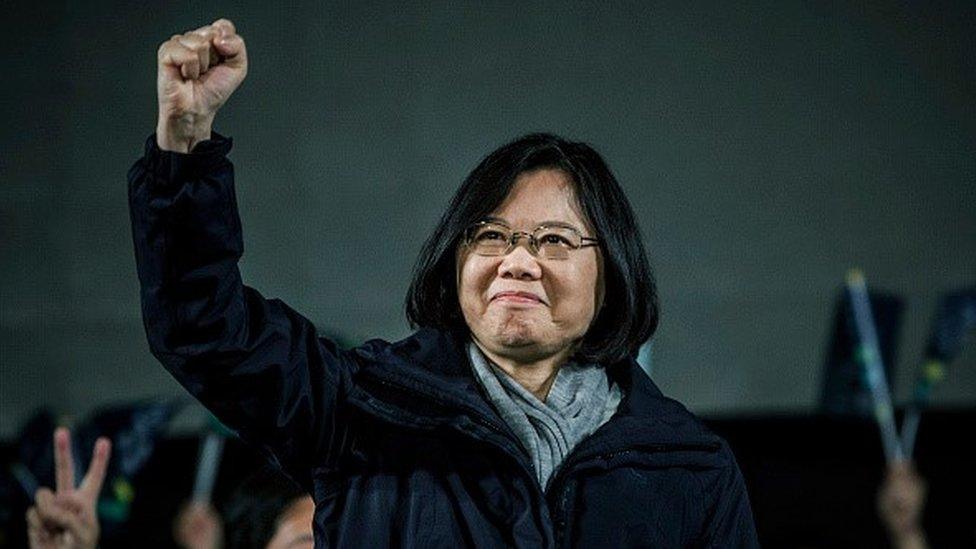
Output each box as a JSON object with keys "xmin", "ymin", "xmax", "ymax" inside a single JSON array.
[{"xmin": 457, "ymin": 168, "xmax": 603, "ymax": 363}]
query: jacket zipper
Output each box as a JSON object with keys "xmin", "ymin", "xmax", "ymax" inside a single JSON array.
[
  {"xmin": 548, "ymin": 449, "xmax": 641, "ymax": 541},
  {"xmin": 361, "ymin": 376, "xmax": 557, "ymax": 543},
  {"xmin": 546, "ymin": 444, "xmax": 721, "ymax": 547}
]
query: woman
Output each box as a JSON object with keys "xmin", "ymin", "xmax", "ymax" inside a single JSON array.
[{"xmin": 130, "ymin": 19, "xmax": 758, "ymax": 548}]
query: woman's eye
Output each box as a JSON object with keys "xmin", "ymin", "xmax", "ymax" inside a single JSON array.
[
  {"xmin": 540, "ymin": 234, "xmax": 571, "ymax": 246},
  {"xmin": 477, "ymin": 230, "xmax": 505, "ymax": 241}
]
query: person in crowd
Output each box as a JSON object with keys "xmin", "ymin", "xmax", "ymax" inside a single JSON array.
[
  {"xmin": 877, "ymin": 461, "xmax": 930, "ymax": 549},
  {"xmin": 129, "ymin": 18, "xmax": 758, "ymax": 547},
  {"xmin": 23, "ymin": 426, "xmax": 309, "ymax": 549},
  {"xmin": 25, "ymin": 428, "xmax": 111, "ymax": 549},
  {"xmin": 173, "ymin": 466, "xmax": 314, "ymax": 549},
  {"xmin": 174, "ymin": 499, "xmax": 223, "ymax": 549},
  {"xmin": 222, "ymin": 467, "xmax": 314, "ymax": 549}
]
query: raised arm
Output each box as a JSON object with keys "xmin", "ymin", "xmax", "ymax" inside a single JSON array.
[{"xmin": 129, "ymin": 19, "xmax": 356, "ymax": 488}]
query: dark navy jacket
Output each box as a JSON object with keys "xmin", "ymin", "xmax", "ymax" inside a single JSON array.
[{"xmin": 128, "ymin": 134, "xmax": 759, "ymax": 548}]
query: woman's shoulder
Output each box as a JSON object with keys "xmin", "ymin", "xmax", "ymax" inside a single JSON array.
[{"xmin": 608, "ymin": 359, "xmax": 733, "ymax": 457}]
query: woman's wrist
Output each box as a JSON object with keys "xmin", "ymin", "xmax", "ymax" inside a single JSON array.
[{"xmin": 156, "ymin": 112, "xmax": 215, "ymax": 153}]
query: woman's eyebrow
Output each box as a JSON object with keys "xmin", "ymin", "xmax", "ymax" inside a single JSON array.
[
  {"xmin": 483, "ymin": 215, "xmax": 510, "ymax": 225},
  {"xmin": 483, "ymin": 216, "xmax": 581, "ymax": 231},
  {"xmin": 537, "ymin": 220, "xmax": 581, "ymax": 230}
]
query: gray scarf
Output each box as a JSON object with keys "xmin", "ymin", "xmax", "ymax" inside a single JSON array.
[{"xmin": 467, "ymin": 342, "xmax": 622, "ymax": 490}]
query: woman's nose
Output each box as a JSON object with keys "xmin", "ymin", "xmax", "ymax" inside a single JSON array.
[{"xmin": 497, "ymin": 244, "xmax": 542, "ymax": 280}]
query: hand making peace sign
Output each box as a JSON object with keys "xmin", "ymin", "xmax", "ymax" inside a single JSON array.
[{"xmin": 25, "ymin": 428, "xmax": 112, "ymax": 549}]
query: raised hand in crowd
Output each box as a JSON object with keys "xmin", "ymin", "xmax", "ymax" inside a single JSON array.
[
  {"xmin": 26, "ymin": 428, "xmax": 112, "ymax": 549},
  {"xmin": 877, "ymin": 460, "xmax": 930, "ymax": 549},
  {"xmin": 173, "ymin": 500, "xmax": 224, "ymax": 549}
]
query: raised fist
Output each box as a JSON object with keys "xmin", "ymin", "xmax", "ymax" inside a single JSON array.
[{"xmin": 156, "ymin": 19, "xmax": 247, "ymax": 152}]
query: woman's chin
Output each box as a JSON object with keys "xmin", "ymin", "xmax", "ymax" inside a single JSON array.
[
  {"xmin": 494, "ymin": 331, "xmax": 538, "ymax": 349},
  {"xmin": 491, "ymin": 316, "xmax": 542, "ymax": 346}
]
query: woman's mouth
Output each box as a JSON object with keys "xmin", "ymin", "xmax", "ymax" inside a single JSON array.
[{"xmin": 491, "ymin": 291, "xmax": 546, "ymax": 305}]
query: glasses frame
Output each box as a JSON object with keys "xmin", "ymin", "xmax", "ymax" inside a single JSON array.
[{"xmin": 463, "ymin": 220, "xmax": 600, "ymax": 260}]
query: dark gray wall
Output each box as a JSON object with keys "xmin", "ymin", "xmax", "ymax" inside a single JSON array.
[{"xmin": 2, "ymin": 1, "xmax": 974, "ymax": 437}]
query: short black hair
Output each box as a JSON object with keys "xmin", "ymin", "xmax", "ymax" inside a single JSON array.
[
  {"xmin": 405, "ymin": 132, "xmax": 658, "ymax": 365},
  {"xmin": 222, "ymin": 466, "xmax": 307, "ymax": 549}
]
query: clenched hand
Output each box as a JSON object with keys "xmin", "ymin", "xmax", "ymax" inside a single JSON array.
[{"xmin": 156, "ymin": 18, "xmax": 247, "ymax": 152}]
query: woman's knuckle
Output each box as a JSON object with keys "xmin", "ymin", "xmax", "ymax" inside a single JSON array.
[{"xmin": 178, "ymin": 34, "xmax": 201, "ymax": 48}]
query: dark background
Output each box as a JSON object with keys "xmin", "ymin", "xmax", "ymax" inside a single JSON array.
[{"xmin": 1, "ymin": 1, "xmax": 974, "ymax": 546}]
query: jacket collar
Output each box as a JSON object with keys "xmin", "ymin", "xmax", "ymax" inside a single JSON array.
[{"xmin": 350, "ymin": 328, "xmax": 720, "ymax": 452}]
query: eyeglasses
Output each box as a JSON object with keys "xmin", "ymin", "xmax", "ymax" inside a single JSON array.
[{"xmin": 463, "ymin": 221, "xmax": 599, "ymax": 260}]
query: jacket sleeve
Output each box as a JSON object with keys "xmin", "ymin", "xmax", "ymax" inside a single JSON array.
[
  {"xmin": 698, "ymin": 443, "xmax": 760, "ymax": 548},
  {"xmin": 127, "ymin": 133, "xmax": 357, "ymax": 490}
]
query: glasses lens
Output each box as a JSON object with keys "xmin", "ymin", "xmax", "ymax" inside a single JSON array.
[
  {"xmin": 468, "ymin": 223, "xmax": 511, "ymax": 255},
  {"xmin": 534, "ymin": 226, "xmax": 580, "ymax": 260}
]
